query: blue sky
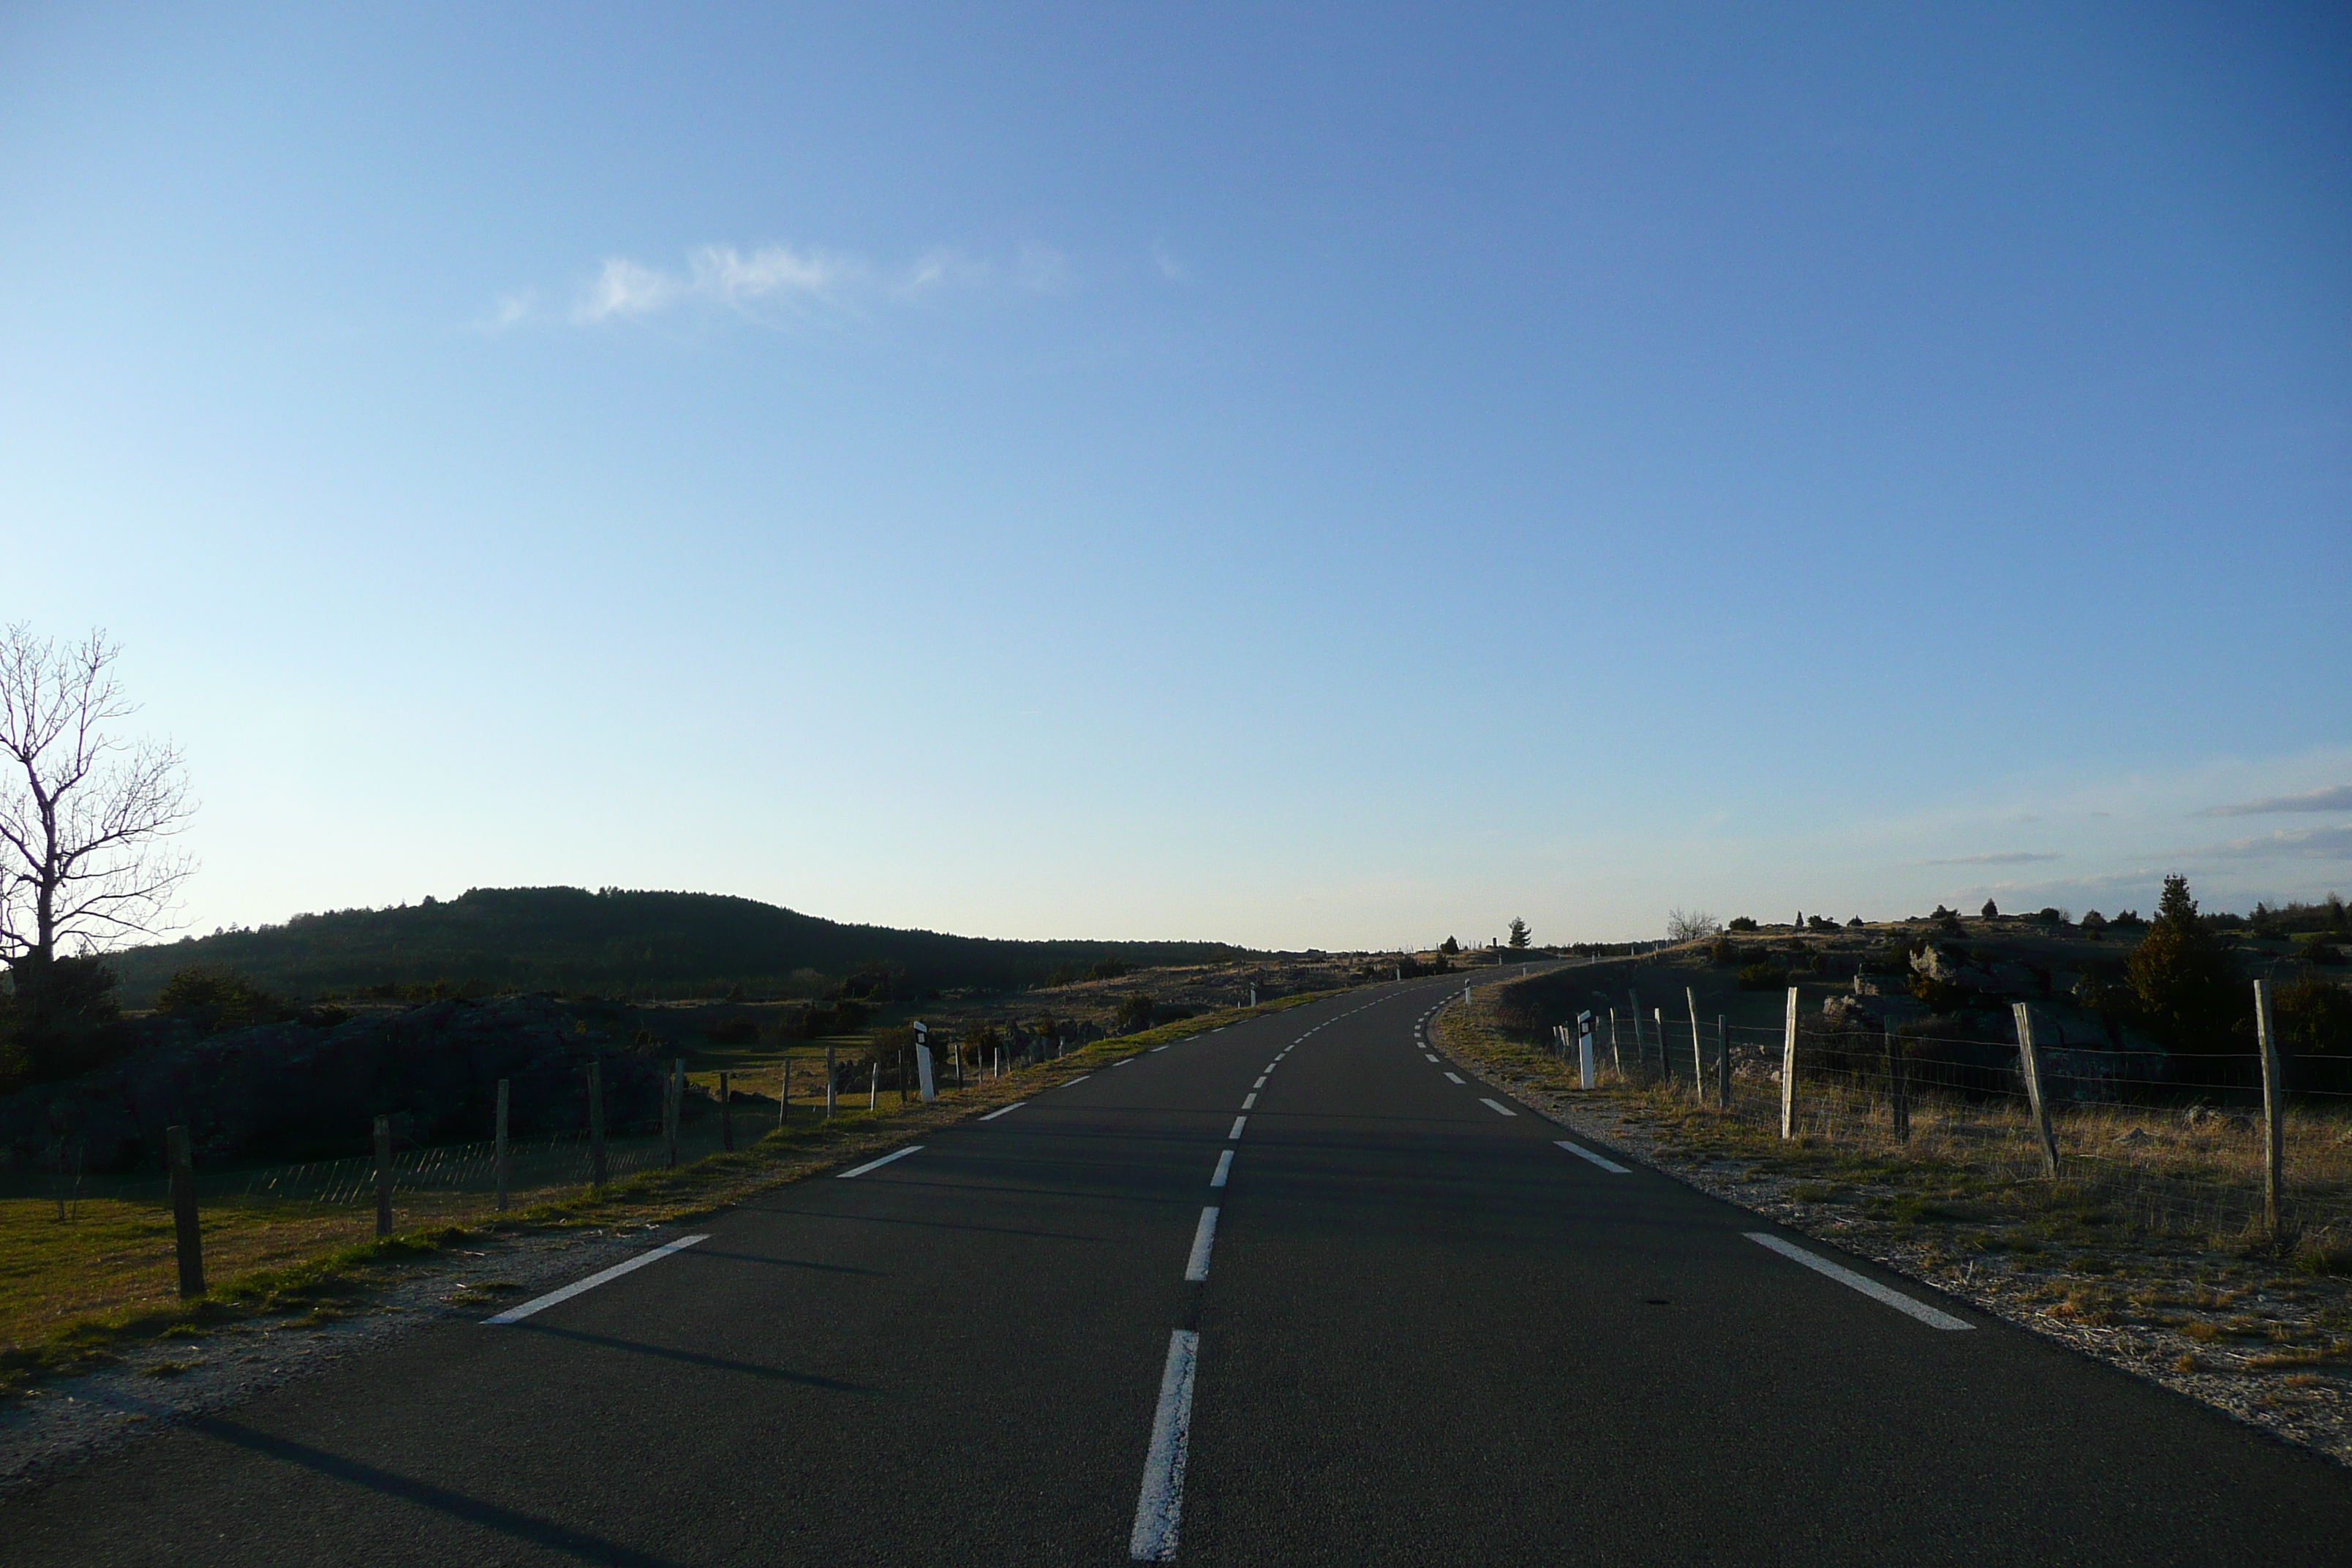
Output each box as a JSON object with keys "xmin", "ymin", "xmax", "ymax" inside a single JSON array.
[{"xmin": 2, "ymin": 2, "xmax": 2346, "ymax": 951}]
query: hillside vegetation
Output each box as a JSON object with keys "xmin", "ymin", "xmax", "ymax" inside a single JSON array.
[{"xmin": 102, "ymin": 886, "xmax": 1251, "ymax": 1006}]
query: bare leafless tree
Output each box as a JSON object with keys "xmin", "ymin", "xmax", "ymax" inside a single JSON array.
[
  {"xmin": 0, "ymin": 626, "xmax": 195, "ymax": 996},
  {"xmin": 1665, "ymin": 908, "xmax": 1719, "ymax": 943}
]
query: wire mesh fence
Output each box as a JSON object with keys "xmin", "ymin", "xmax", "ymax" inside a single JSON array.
[{"xmin": 1555, "ymin": 997, "xmax": 2352, "ymax": 1245}]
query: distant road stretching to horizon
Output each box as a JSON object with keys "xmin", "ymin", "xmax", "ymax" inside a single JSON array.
[{"xmin": 10, "ymin": 970, "xmax": 2350, "ymax": 1564}]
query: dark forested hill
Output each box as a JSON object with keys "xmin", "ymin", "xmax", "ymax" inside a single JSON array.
[{"xmin": 103, "ymin": 887, "xmax": 1252, "ymax": 1005}]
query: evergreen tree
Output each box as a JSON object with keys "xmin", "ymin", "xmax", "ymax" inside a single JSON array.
[
  {"xmin": 2127, "ymin": 875, "xmax": 2239, "ymax": 1047},
  {"xmin": 1507, "ymin": 918, "xmax": 1531, "ymax": 949},
  {"xmin": 1980, "ymin": 899, "xmax": 1999, "ymax": 919}
]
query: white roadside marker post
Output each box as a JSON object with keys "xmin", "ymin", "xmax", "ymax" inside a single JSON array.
[
  {"xmin": 1577, "ymin": 1011, "xmax": 1596, "ymax": 1090},
  {"xmin": 1686, "ymin": 988, "xmax": 1704, "ymax": 1099}
]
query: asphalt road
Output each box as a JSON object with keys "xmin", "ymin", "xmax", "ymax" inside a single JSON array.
[{"xmin": 10, "ymin": 973, "xmax": 2352, "ymax": 1565}]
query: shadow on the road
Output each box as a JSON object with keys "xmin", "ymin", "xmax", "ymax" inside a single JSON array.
[
  {"xmin": 511, "ymin": 1323, "xmax": 876, "ymax": 1392},
  {"xmin": 190, "ymin": 1416, "xmax": 687, "ymax": 1567},
  {"xmin": 682, "ymin": 1246, "xmax": 886, "ymax": 1276}
]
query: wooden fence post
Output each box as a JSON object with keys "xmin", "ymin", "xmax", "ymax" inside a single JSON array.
[
  {"xmin": 825, "ymin": 1046, "xmax": 837, "ymax": 1120},
  {"xmin": 2010, "ymin": 1003, "xmax": 2059, "ymax": 1177},
  {"xmin": 719, "ymin": 1070, "xmax": 734, "ymax": 1152},
  {"xmin": 1885, "ymin": 1028, "xmax": 1909, "ymax": 1144},
  {"xmin": 2255, "ymin": 978, "xmax": 2283, "ymax": 1235},
  {"xmin": 1626, "ymin": 991, "xmax": 1643, "ymax": 1079},
  {"xmin": 1686, "ymin": 988, "xmax": 1704, "ymax": 1098},
  {"xmin": 494, "ymin": 1079, "xmax": 510, "ymax": 1212},
  {"xmin": 166, "ymin": 1125, "xmax": 204, "ymax": 1298},
  {"xmin": 778, "ymin": 1055, "xmax": 791, "ymax": 1128},
  {"xmin": 1779, "ymin": 987, "xmax": 1799, "ymax": 1139},
  {"xmin": 1716, "ymin": 1014, "xmax": 1730, "ymax": 1111},
  {"xmin": 587, "ymin": 1061, "xmax": 608, "ymax": 1188},
  {"xmin": 1652, "ymin": 1008, "xmax": 1665, "ymax": 1082},
  {"xmin": 374, "ymin": 1115, "xmax": 394, "ymax": 1237},
  {"xmin": 1608, "ymin": 1008, "xmax": 1623, "ymax": 1079},
  {"xmin": 664, "ymin": 1059, "xmax": 683, "ymax": 1169}
]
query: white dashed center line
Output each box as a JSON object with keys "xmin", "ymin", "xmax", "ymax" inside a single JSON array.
[
  {"xmin": 1241, "ymin": 1093, "xmax": 1257, "ymax": 1109},
  {"xmin": 1229, "ymin": 1116, "xmax": 1248, "ymax": 1139},
  {"xmin": 1210, "ymin": 1150, "xmax": 1233, "ymax": 1188},
  {"xmin": 979, "ymin": 1102, "xmax": 1026, "ymax": 1121},
  {"xmin": 1061, "ymin": 1074, "xmax": 1092, "ymax": 1086},
  {"xmin": 1443, "ymin": 1071, "xmax": 1465, "ymax": 1085},
  {"xmin": 1479, "ymin": 1098, "xmax": 1516, "ymax": 1117},
  {"xmin": 1183, "ymin": 1207, "xmax": 1220, "ymax": 1281}
]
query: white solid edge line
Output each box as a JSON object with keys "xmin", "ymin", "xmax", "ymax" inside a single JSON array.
[
  {"xmin": 837, "ymin": 1145, "xmax": 926, "ymax": 1179},
  {"xmin": 1240, "ymin": 1093, "xmax": 1257, "ymax": 1109},
  {"xmin": 1423, "ymin": 1054, "xmax": 1439, "ymax": 1063},
  {"xmin": 1184, "ymin": 1206, "xmax": 1220, "ymax": 1281},
  {"xmin": 1555, "ymin": 1139, "xmax": 1630, "ymax": 1174},
  {"xmin": 979, "ymin": 1102, "xmax": 1027, "ymax": 1120},
  {"xmin": 1061, "ymin": 1074, "xmax": 1093, "ymax": 1086},
  {"xmin": 1229, "ymin": 1115, "xmax": 1247, "ymax": 1139},
  {"xmin": 1479, "ymin": 1097, "xmax": 1517, "ymax": 1117},
  {"xmin": 1744, "ymin": 1232, "xmax": 1975, "ymax": 1331},
  {"xmin": 1128, "ymin": 1329, "xmax": 1199, "ymax": 1562},
  {"xmin": 1443, "ymin": 1071, "xmax": 1465, "ymax": 1084},
  {"xmin": 1210, "ymin": 1150, "xmax": 1233, "ymax": 1188},
  {"xmin": 484, "ymin": 1235, "xmax": 709, "ymax": 1324}
]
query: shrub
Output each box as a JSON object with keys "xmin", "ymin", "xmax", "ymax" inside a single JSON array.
[
  {"xmin": 2276, "ymin": 970, "xmax": 2352, "ymax": 1056},
  {"xmin": 154, "ymin": 966, "xmax": 284, "ymax": 1031},
  {"xmin": 2296, "ymin": 934, "xmax": 2345, "ymax": 967},
  {"xmin": 1737, "ymin": 962, "xmax": 1790, "ymax": 991},
  {"xmin": 703, "ymin": 1014, "xmax": 758, "ymax": 1045},
  {"xmin": 1980, "ymin": 900, "xmax": 1999, "ymax": 919},
  {"xmin": 2081, "ymin": 911, "xmax": 2108, "ymax": 939},
  {"xmin": 1116, "ymin": 993, "xmax": 1158, "ymax": 1033},
  {"xmin": 1727, "ymin": 917, "xmax": 1758, "ymax": 932}
]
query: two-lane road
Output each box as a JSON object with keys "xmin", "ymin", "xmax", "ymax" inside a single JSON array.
[{"xmin": 9, "ymin": 973, "xmax": 2350, "ymax": 1564}]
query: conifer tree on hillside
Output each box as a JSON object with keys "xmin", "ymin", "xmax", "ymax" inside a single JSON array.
[
  {"xmin": 1507, "ymin": 918, "xmax": 1530, "ymax": 949},
  {"xmin": 2127, "ymin": 875, "xmax": 2239, "ymax": 1047}
]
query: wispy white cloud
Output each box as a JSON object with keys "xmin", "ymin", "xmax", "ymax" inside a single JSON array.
[
  {"xmin": 2187, "ymin": 824, "xmax": 2352, "ymax": 861},
  {"xmin": 489, "ymin": 238, "xmax": 1061, "ymax": 332},
  {"xmin": 2201, "ymin": 783, "xmax": 2352, "ymax": 817},
  {"xmin": 1150, "ymin": 240, "xmax": 1191, "ymax": 283},
  {"xmin": 1923, "ymin": 850, "xmax": 2062, "ymax": 866}
]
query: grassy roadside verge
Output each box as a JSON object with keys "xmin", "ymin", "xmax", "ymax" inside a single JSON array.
[
  {"xmin": 0, "ymin": 988, "xmax": 1341, "ymax": 1404},
  {"xmin": 1429, "ymin": 984, "xmax": 2352, "ymax": 1464}
]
